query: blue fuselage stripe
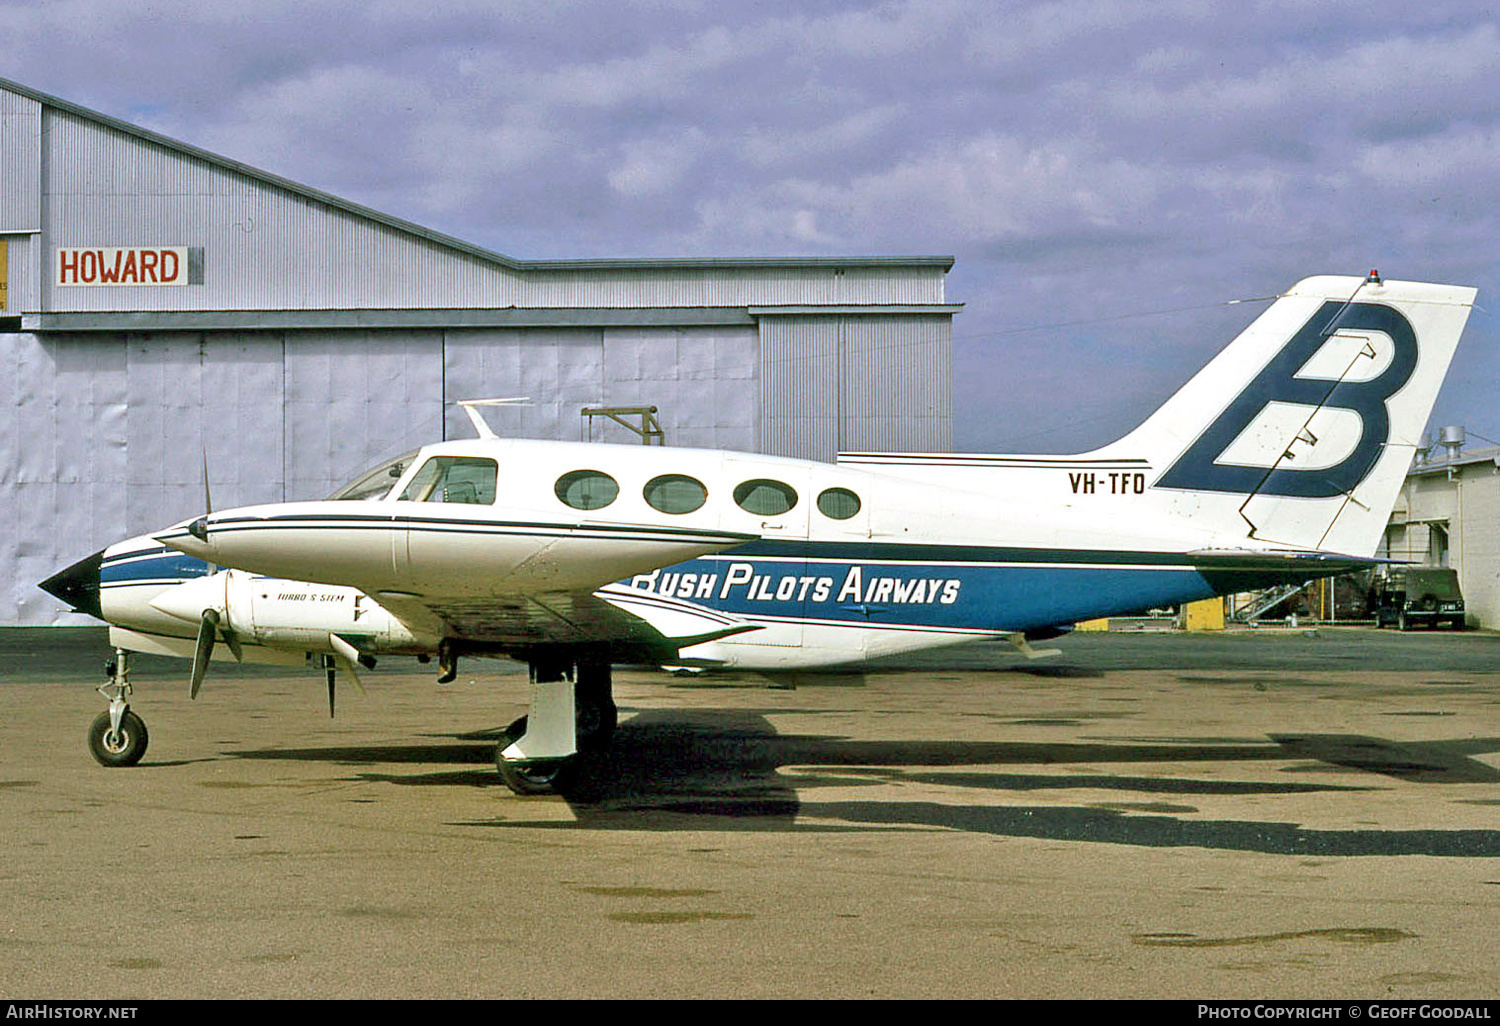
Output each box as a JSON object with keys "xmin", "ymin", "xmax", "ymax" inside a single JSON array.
[
  {"xmin": 105, "ymin": 540, "xmax": 1318, "ymax": 634},
  {"xmin": 101, "ymin": 551, "xmax": 211, "ymax": 586},
  {"xmin": 628, "ymin": 555, "xmax": 1227, "ymax": 632}
]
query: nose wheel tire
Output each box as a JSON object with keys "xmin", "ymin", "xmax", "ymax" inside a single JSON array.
[{"xmin": 88, "ymin": 710, "xmax": 149, "ymax": 767}]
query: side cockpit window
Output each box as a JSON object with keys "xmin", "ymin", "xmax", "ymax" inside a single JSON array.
[{"xmin": 398, "ymin": 456, "xmax": 498, "ymax": 505}]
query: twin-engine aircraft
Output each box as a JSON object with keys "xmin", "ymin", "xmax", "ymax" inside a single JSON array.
[{"xmin": 40, "ymin": 274, "xmax": 1479, "ymax": 793}]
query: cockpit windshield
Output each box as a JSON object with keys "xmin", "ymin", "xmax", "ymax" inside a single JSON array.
[{"xmin": 328, "ymin": 451, "xmax": 420, "ymax": 501}]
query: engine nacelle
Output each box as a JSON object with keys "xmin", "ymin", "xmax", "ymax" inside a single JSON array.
[
  {"xmin": 236, "ymin": 575, "xmax": 421, "ymax": 652},
  {"xmin": 148, "ymin": 570, "xmax": 425, "ymax": 655}
]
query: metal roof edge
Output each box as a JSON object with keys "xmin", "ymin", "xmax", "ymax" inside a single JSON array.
[
  {"xmin": 1409, "ymin": 444, "xmax": 1500, "ymax": 476},
  {"xmin": 0, "ymin": 76, "xmax": 955, "ymax": 277},
  {"xmin": 25, "ymin": 307, "xmax": 765, "ymax": 333},
  {"xmin": 748, "ymin": 304, "xmax": 963, "ymax": 316}
]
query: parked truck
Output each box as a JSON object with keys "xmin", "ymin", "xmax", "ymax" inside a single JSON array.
[{"xmin": 1373, "ymin": 568, "xmax": 1467, "ymax": 630}]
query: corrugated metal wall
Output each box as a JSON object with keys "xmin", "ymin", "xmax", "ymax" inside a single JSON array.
[
  {"xmin": 840, "ymin": 314, "xmax": 952, "ymax": 453},
  {"xmin": 6, "ymin": 331, "xmax": 125, "ymax": 626},
  {"xmin": 42, "ymin": 109, "xmax": 516, "ymax": 314},
  {"xmin": 35, "ymin": 103, "xmax": 946, "ymax": 313},
  {"xmin": 2, "ymin": 89, "xmax": 42, "ymax": 315},
  {"xmin": 438, "ymin": 324, "xmax": 760, "ymax": 450},
  {"xmin": 0, "ymin": 89, "xmax": 40, "ymax": 233},
  {"xmin": 759, "ymin": 314, "xmax": 951, "ymax": 460},
  {"xmin": 758, "ymin": 316, "xmax": 842, "ymax": 460}
]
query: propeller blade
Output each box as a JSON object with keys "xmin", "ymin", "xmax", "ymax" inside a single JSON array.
[
  {"xmin": 202, "ymin": 446, "xmax": 213, "ymax": 515},
  {"xmin": 190, "ymin": 609, "xmax": 219, "ymax": 699},
  {"xmin": 321, "ymin": 636, "xmax": 371, "ymax": 720},
  {"xmin": 328, "ymin": 635, "xmax": 367, "ymax": 695}
]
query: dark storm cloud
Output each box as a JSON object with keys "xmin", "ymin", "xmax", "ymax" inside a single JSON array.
[{"xmin": 4, "ymin": 0, "xmax": 1496, "ymax": 450}]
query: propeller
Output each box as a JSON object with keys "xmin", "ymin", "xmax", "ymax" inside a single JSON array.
[
  {"xmin": 202, "ymin": 444, "xmax": 213, "ymax": 523},
  {"xmin": 151, "ymin": 571, "xmax": 243, "ymax": 700},
  {"xmin": 188, "ymin": 604, "xmax": 243, "ymax": 699},
  {"xmin": 190, "ymin": 609, "xmax": 219, "ymax": 700},
  {"xmin": 323, "ymin": 634, "xmax": 369, "ymax": 718},
  {"xmin": 188, "ymin": 444, "xmax": 227, "ymax": 701}
]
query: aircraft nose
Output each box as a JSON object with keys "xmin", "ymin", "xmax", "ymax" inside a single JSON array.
[{"xmin": 39, "ymin": 549, "xmax": 105, "ymax": 621}]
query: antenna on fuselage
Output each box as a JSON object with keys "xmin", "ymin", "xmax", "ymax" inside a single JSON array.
[{"xmin": 456, "ymin": 397, "xmax": 531, "ymax": 440}]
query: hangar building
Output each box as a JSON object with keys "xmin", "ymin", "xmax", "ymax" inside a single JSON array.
[
  {"xmin": 1, "ymin": 78, "xmax": 957, "ymax": 626},
  {"xmin": 1383, "ymin": 430, "xmax": 1500, "ymax": 629}
]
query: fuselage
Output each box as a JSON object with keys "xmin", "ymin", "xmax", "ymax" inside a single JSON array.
[
  {"xmin": 58, "ymin": 272, "xmax": 1476, "ymax": 674},
  {"xmin": 135, "ymin": 436, "xmax": 1342, "ymax": 670}
]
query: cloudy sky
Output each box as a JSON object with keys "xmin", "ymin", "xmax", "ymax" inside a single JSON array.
[{"xmin": 5, "ymin": 0, "xmax": 1497, "ymax": 452}]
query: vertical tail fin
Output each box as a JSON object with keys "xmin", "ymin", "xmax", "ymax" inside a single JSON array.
[{"xmin": 1096, "ymin": 274, "xmax": 1477, "ymax": 555}]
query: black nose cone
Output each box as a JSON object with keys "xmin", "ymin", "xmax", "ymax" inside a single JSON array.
[{"xmin": 39, "ymin": 550, "xmax": 105, "ymax": 621}]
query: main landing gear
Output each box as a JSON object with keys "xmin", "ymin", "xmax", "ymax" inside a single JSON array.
[
  {"xmin": 82, "ymin": 641, "xmax": 617, "ymax": 793},
  {"xmin": 88, "ymin": 649, "xmax": 149, "ymax": 767},
  {"xmin": 493, "ymin": 656, "xmax": 617, "ymax": 796}
]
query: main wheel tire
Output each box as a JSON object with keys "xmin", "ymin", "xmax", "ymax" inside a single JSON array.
[
  {"xmin": 88, "ymin": 710, "xmax": 149, "ymax": 767},
  {"xmin": 496, "ymin": 754, "xmax": 576, "ymax": 795},
  {"xmin": 496, "ymin": 716, "xmax": 578, "ymax": 795}
]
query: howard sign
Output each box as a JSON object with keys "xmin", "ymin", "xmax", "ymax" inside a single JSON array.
[{"xmin": 56, "ymin": 247, "xmax": 190, "ymax": 287}]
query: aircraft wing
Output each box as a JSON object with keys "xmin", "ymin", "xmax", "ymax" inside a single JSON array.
[{"xmin": 372, "ymin": 583, "xmax": 762, "ymax": 662}]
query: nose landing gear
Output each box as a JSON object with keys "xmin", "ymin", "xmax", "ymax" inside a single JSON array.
[{"xmin": 89, "ymin": 649, "xmax": 149, "ymax": 767}]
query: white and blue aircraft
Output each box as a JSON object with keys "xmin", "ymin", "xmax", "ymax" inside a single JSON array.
[{"xmin": 40, "ymin": 273, "xmax": 1479, "ymax": 793}]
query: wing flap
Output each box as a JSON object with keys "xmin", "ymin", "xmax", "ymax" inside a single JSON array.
[{"xmin": 378, "ymin": 584, "xmax": 761, "ymax": 659}]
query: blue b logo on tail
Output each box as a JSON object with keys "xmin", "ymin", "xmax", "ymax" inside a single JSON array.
[{"xmin": 1156, "ymin": 301, "xmax": 1418, "ymax": 498}]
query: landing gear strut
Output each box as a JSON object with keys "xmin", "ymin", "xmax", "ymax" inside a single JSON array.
[
  {"xmin": 494, "ymin": 656, "xmax": 616, "ymax": 795},
  {"xmin": 88, "ymin": 649, "xmax": 149, "ymax": 767}
]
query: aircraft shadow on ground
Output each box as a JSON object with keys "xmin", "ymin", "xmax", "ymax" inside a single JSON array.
[{"xmin": 229, "ymin": 708, "xmax": 1500, "ymax": 856}]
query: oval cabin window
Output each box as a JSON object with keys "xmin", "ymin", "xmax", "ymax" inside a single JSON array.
[
  {"xmin": 643, "ymin": 474, "xmax": 708, "ymax": 514},
  {"xmin": 555, "ymin": 470, "xmax": 619, "ymax": 511},
  {"xmin": 733, "ymin": 479, "xmax": 797, "ymax": 516},
  {"xmin": 816, "ymin": 487, "xmax": 861, "ymax": 520}
]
